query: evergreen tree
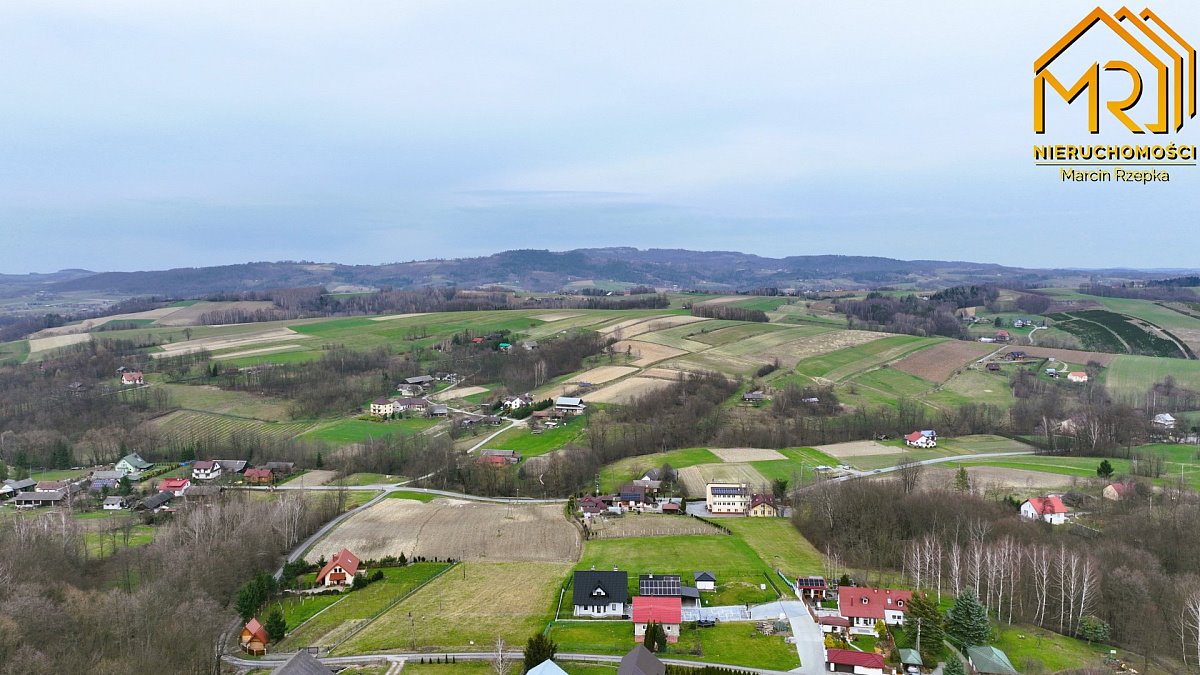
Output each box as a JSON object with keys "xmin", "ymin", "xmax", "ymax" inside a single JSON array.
[
  {"xmin": 235, "ymin": 584, "xmax": 261, "ymax": 622},
  {"xmin": 117, "ymin": 476, "xmax": 133, "ymax": 496},
  {"xmin": 523, "ymin": 632, "xmax": 558, "ymax": 671},
  {"xmin": 946, "ymin": 588, "xmax": 990, "ymax": 647},
  {"xmin": 1097, "ymin": 459, "xmax": 1114, "ymax": 479},
  {"xmin": 644, "ymin": 622, "xmax": 664, "ymax": 653},
  {"xmin": 901, "ymin": 593, "xmax": 946, "ymax": 665},
  {"xmin": 954, "ymin": 467, "xmax": 971, "ymax": 493},
  {"xmin": 315, "ymin": 452, "xmax": 324, "ymax": 469},
  {"xmin": 265, "ymin": 606, "xmax": 286, "ymax": 642},
  {"xmin": 50, "ymin": 440, "xmax": 72, "ymax": 470},
  {"xmin": 943, "ymin": 657, "xmax": 966, "ymax": 675}
]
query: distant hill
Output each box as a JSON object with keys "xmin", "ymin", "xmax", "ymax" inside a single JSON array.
[{"xmin": 21, "ymin": 248, "xmax": 1181, "ymax": 297}]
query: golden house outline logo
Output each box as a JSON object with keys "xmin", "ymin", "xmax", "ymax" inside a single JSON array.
[{"xmin": 1034, "ymin": 7, "xmax": 1196, "ymax": 134}]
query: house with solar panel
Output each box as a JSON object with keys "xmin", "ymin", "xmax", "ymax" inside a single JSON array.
[{"xmin": 705, "ymin": 482, "xmax": 750, "ymax": 514}]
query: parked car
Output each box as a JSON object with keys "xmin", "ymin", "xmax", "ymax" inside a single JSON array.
[{"xmin": 697, "ymin": 619, "xmax": 716, "ymax": 628}]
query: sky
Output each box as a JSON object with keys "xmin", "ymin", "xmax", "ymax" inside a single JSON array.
[{"xmin": 1, "ymin": 1, "xmax": 1199, "ymax": 273}]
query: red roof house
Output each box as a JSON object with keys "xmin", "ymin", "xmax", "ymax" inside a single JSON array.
[
  {"xmin": 1021, "ymin": 495, "xmax": 1069, "ymax": 524},
  {"xmin": 240, "ymin": 618, "xmax": 269, "ymax": 654},
  {"xmin": 244, "ymin": 468, "xmax": 274, "ymax": 484},
  {"xmin": 826, "ymin": 648, "xmax": 885, "ymax": 673},
  {"xmin": 837, "ymin": 587, "xmax": 912, "ymax": 629},
  {"xmin": 632, "ymin": 596, "xmax": 682, "ymax": 643},
  {"xmin": 158, "ymin": 478, "xmax": 191, "ymax": 495},
  {"xmin": 316, "ymin": 548, "xmax": 362, "ymax": 587},
  {"xmin": 121, "ymin": 371, "xmax": 145, "ymax": 385}
]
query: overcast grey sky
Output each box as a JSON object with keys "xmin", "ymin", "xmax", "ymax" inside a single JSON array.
[{"xmin": 1, "ymin": 1, "xmax": 1198, "ymax": 273}]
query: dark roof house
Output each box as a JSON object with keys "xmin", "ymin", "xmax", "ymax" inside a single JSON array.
[
  {"xmin": 618, "ymin": 645, "xmax": 665, "ymax": 675},
  {"xmin": 572, "ymin": 570, "xmax": 629, "ymax": 607}
]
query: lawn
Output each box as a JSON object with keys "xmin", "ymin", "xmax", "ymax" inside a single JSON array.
[
  {"xmin": 952, "ymin": 444, "xmax": 1200, "ymax": 490},
  {"xmin": 269, "ymin": 593, "xmax": 343, "ymax": 631},
  {"xmin": 747, "ymin": 447, "xmax": 839, "ymax": 485},
  {"xmin": 842, "ymin": 367, "xmax": 934, "ymax": 407},
  {"xmin": 0, "ymin": 339, "xmax": 30, "ymax": 364},
  {"xmin": 548, "ymin": 621, "xmax": 797, "ymax": 671},
  {"xmin": 280, "ymin": 563, "xmax": 452, "ymax": 650},
  {"xmin": 335, "ymin": 561, "xmax": 570, "ymax": 654},
  {"xmin": 719, "ymin": 518, "xmax": 824, "ymax": 577},
  {"xmin": 927, "ymin": 369, "xmax": 1015, "ymax": 409},
  {"xmin": 599, "ymin": 448, "xmax": 721, "ymax": 493},
  {"xmin": 993, "ymin": 623, "xmax": 1111, "ymax": 673},
  {"xmin": 304, "ymin": 417, "xmax": 440, "ymax": 445},
  {"xmin": 486, "ymin": 421, "xmax": 586, "ymax": 458},
  {"xmin": 27, "ymin": 468, "xmax": 89, "ymax": 482},
  {"xmin": 333, "ymin": 472, "xmax": 404, "ymax": 486},
  {"xmin": 386, "ymin": 490, "xmax": 436, "ymax": 502},
  {"xmin": 576, "ymin": 535, "xmax": 777, "ymax": 605}
]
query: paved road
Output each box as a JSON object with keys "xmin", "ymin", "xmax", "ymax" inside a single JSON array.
[{"xmin": 750, "ymin": 600, "xmax": 824, "ymax": 675}]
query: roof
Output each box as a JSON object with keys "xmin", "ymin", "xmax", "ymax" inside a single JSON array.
[
  {"xmin": 837, "ymin": 587, "xmax": 912, "ymax": 620},
  {"xmin": 4, "ymin": 478, "xmax": 36, "ymax": 490},
  {"xmin": 481, "ymin": 449, "xmax": 519, "ymax": 458},
  {"xmin": 904, "ymin": 431, "xmax": 924, "ymax": 442},
  {"xmin": 263, "ymin": 461, "xmax": 295, "ymax": 471},
  {"xmin": 103, "ymin": 496, "xmax": 127, "ymax": 506},
  {"xmin": 694, "ymin": 571, "xmax": 716, "ymax": 582},
  {"xmin": 218, "ymin": 459, "xmax": 248, "ymax": 473},
  {"xmin": 618, "ymin": 645, "xmax": 665, "ymax": 675},
  {"xmin": 796, "ymin": 576, "xmax": 826, "ymax": 589},
  {"xmin": 14, "ymin": 491, "xmax": 63, "ymax": 503},
  {"xmin": 573, "ymin": 570, "xmax": 629, "ymax": 606},
  {"xmin": 708, "ymin": 484, "xmax": 748, "ymax": 495},
  {"xmin": 680, "ymin": 586, "xmax": 700, "ymax": 599},
  {"xmin": 555, "ymin": 396, "xmax": 584, "ymax": 406},
  {"xmin": 967, "ymin": 645, "xmax": 1019, "ymax": 675},
  {"xmin": 639, "ymin": 574, "xmax": 681, "ymax": 596},
  {"xmin": 1025, "ymin": 495, "xmax": 1067, "ymax": 515},
  {"xmin": 159, "ymin": 478, "xmax": 190, "ymax": 491},
  {"xmin": 749, "ymin": 494, "xmax": 776, "ymax": 510},
  {"xmin": 192, "ymin": 460, "xmax": 217, "ymax": 470},
  {"xmin": 91, "ymin": 470, "xmax": 122, "ymax": 481},
  {"xmin": 525, "ymin": 660, "xmax": 568, "ymax": 675},
  {"xmin": 245, "ymin": 468, "xmax": 273, "ymax": 480},
  {"xmin": 243, "ymin": 618, "xmax": 269, "ymax": 645},
  {"xmin": 899, "ymin": 648, "xmax": 923, "ymax": 665},
  {"xmin": 1107, "ymin": 482, "xmax": 1132, "ymax": 496},
  {"xmin": 119, "ymin": 453, "xmax": 153, "ymax": 470},
  {"xmin": 818, "ymin": 615, "xmax": 850, "ymax": 627},
  {"xmin": 1068, "ymin": 371, "xmax": 1088, "ymax": 378},
  {"xmin": 140, "ymin": 492, "xmax": 173, "ymax": 510},
  {"xmin": 272, "ymin": 650, "xmax": 334, "ymax": 675},
  {"xmin": 826, "ymin": 649, "xmax": 885, "ymax": 669},
  {"xmin": 36, "ymin": 480, "xmax": 67, "ymax": 491},
  {"xmin": 632, "ymin": 596, "xmax": 682, "ymax": 624},
  {"xmin": 317, "ymin": 548, "xmax": 361, "ymax": 583}
]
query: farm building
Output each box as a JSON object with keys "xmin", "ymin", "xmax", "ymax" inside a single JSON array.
[
  {"xmin": 479, "ymin": 449, "xmax": 521, "ymax": 466},
  {"xmin": 1020, "ymin": 495, "xmax": 1068, "ymax": 524},
  {"xmin": 1103, "ymin": 481, "xmax": 1134, "ymax": 501},
  {"xmin": 263, "ymin": 462, "xmax": 295, "ymax": 475},
  {"xmin": 316, "ymin": 548, "xmax": 362, "ymax": 587},
  {"xmin": 116, "ymin": 453, "xmax": 153, "ymax": 476},
  {"xmin": 748, "ymin": 494, "xmax": 780, "ymax": 517},
  {"xmin": 103, "ymin": 495, "xmax": 131, "ymax": 510},
  {"xmin": 796, "ymin": 576, "xmax": 828, "ymax": 600},
  {"xmin": 742, "ymin": 390, "xmax": 768, "ymax": 403},
  {"xmin": 632, "ymin": 596, "xmax": 681, "ymax": 644},
  {"xmin": 1067, "ymin": 371, "xmax": 1089, "ymax": 383},
  {"xmin": 36, "ymin": 480, "xmax": 69, "ymax": 493},
  {"xmin": 3, "ymin": 478, "xmax": 35, "ymax": 494},
  {"xmin": 191, "ymin": 460, "xmax": 222, "ymax": 481},
  {"xmin": 137, "ymin": 492, "xmax": 173, "ymax": 512},
  {"xmin": 244, "ymin": 468, "xmax": 274, "ymax": 484},
  {"xmin": 837, "ymin": 587, "xmax": 911, "ymax": 635},
  {"xmin": 967, "ymin": 645, "xmax": 1019, "ymax": 675},
  {"xmin": 694, "ymin": 571, "xmax": 716, "ymax": 592},
  {"xmin": 618, "ymin": 645, "xmax": 665, "ymax": 675},
  {"xmin": 572, "ymin": 569, "xmax": 628, "ymax": 617},
  {"xmin": 404, "ymin": 375, "xmax": 435, "ymax": 386},
  {"xmin": 554, "ymin": 396, "xmax": 587, "ymax": 415},
  {"xmin": 240, "ymin": 618, "xmax": 269, "ymax": 655},
  {"xmin": 13, "ymin": 491, "xmax": 65, "ymax": 508},
  {"xmin": 272, "ymin": 650, "xmax": 334, "ymax": 674},
  {"xmin": 819, "ymin": 615, "xmax": 850, "ymax": 634},
  {"xmin": 986, "ymin": 363, "xmax": 1001, "ymax": 372},
  {"xmin": 705, "ymin": 482, "xmax": 750, "ymax": 514},
  {"xmin": 825, "ymin": 648, "xmax": 885, "ymax": 674},
  {"xmin": 428, "ymin": 404, "xmax": 449, "ymax": 417}
]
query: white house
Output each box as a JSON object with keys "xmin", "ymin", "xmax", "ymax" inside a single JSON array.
[
  {"xmin": 1020, "ymin": 495, "xmax": 1068, "ymax": 525},
  {"xmin": 103, "ymin": 495, "xmax": 130, "ymax": 510},
  {"xmin": 1067, "ymin": 371, "xmax": 1089, "ymax": 383},
  {"xmin": 904, "ymin": 431, "xmax": 936, "ymax": 448},
  {"xmin": 316, "ymin": 548, "xmax": 361, "ymax": 587},
  {"xmin": 825, "ymin": 649, "xmax": 885, "ymax": 675},
  {"xmin": 191, "ymin": 460, "xmax": 222, "ymax": 481},
  {"xmin": 837, "ymin": 587, "xmax": 911, "ymax": 635},
  {"xmin": 503, "ymin": 395, "xmax": 533, "ymax": 409},
  {"xmin": 694, "ymin": 571, "xmax": 716, "ymax": 591},
  {"xmin": 705, "ymin": 482, "xmax": 750, "ymax": 514},
  {"xmin": 1153, "ymin": 413, "xmax": 1177, "ymax": 429},
  {"xmin": 116, "ymin": 453, "xmax": 153, "ymax": 476},
  {"xmin": 572, "ymin": 570, "xmax": 628, "ymax": 617}
]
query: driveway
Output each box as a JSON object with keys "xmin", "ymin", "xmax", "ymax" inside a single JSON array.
[
  {"xmin": 682, "ymin": 605, "xmax": 750, "ymax": 622},
  {"xmin": 751, "ymin": 601, "xmax": 824, "ymax": 675}
]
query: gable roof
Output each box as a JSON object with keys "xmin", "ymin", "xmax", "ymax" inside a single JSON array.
[
  {"xmin": 796, "ymin": 576, "xmax": 826, "ymax": 589},
  {"xmin": 4, "ymin": 478, "xmax": 36, "ymax": 490},
  {"xmin": 899, "ymin": 648, "xmax": 923, "ymax": 666},
  {"xmin": 140, "ymin": 492, "xmax": 173, "ymax": 510},
  {"xmin": 837, "ymin": 587, "xmax": 912, "ymax": 619},
  {"xmin": 159, "ymin": 478, "xmax": 190, "ymax": 491},
  {"xmin": 694, "ymin": 571, "xmax": 716, "ymax": 583},
  {"xmin": 119, "ymin": 453, "xmax": 152, "ymax": 470},
  {"xmin": 749, "ymin": 494, "xmax": 776, "ymax": 510},
  {"xmin": 573, "ymin": 570, "xmax": 628, "ymax": 606},
  {"xmin": 632, "ymin": 596, "xmax": 682, "ymax": 624},
  {"xmin": 316, "ymin": 548, "xmax": 361, "ymax": 583},
  {"xmin": 904, "ymin": 431, "xmax": 924, "ymax": 442},
  {"xmin": 618, "ymin": 645, "xmax": 665, "ymax": 675},
  {"xmin": 525, "ymin": 660, "xmax": 569, "ymax": 675},
  {"xmin": 243, "ymin": 618, "xmax": 268, "ymax": 645},
  {"xmin": 245, "ymin": 468, "xmax": 274, "ymax": 480},
  {"xmin": 217, "ymin": 459, "xmax": 249, "ymax": 473},
  {"xmin": 826, "ymin": 649, "xmax": 885, "ymax": 669},
  {"xmin": 1025, "ymin": 495, "xmax": 1067, "ymax": 515},
  {"xmin": 639, "ymin": 574, "xmax": 681, "ymax": 597},
  {"xmin": 555, "ymin": 396, "xmax": 584, "ymax": 406},
  {"xmin": 103, "ymin": 496, "xmax": 128, "ymax": 506},
  {"xmin": 14, "ymin": 491, "xmax": 63, "ymax": 503},
  {"xmin": 272, "ymin": 650, "xmax": 334, "ymax": 675},
  {"xmin": 192, "ymin": 460, "xmax": 217, "ymax": 470},
  {"xmin": 967, "ymin": 645, "xmax": 1019, "ymax": 675},
  {"xmin": 91, "ymin": 470, "xmax": 123, "ymax": 481}
]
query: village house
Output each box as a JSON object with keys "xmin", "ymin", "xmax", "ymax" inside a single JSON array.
[
  {"xmin": 1067, "ymin": 371, "xmax": 1089, "ymax": 383},
  {"xmin": 89, "ymin": 470, "xmax": 123, "ymax": 493},
  {"xmin": 1102, "ymin": 481, "xmax": 1134, "ymax": 501},
  {"xmin": 554, "ymin": 396, "xmax": 587, "ymax": 416},
  {"xmin": 796, "ymin": 576, "xmax": 828, "ymax": 600},
  {"xmin": 244, "ymin": 468, "xmax": 274, "ymax": 485},
  {"xmin": 503, "ymin": 394, "xmax": 534, "ymax": 409},
  {"xmin": 1153, "ymin": 412, "xmax": 1177, "ymax": 429},
  {"xmin": 618, "ymin": 645, "xmax": 665, "ymax": 675},
  {"xmin": 617, "ymin": 483, "xmax": 655, "ymax": 510},
  {"xmin": 572, "ymin": 569, "xmax": 628, "ymax": 617},
  {"xmin": 369, "ymin": 397, "xmax": 396, "ymax": 416},
  {"xmin": 137, "ymin": 491, "xmax": 173, "ymax": 512},
  {"xmin": 748, "ymin": 494, "xmax": 780, "ymax": 517},
  {"xmin": 525, "ymin": 660, "xmax": 567, "ymax": 675},
  {"xmin": 742, "ymin": 390, "xmax": 768, "ymax": 404},
  {"xmin": 263, "ymin": 461, "xmax": 295, "ymax": 475},
  {"xmin": 36, "ymin": 480, "xmax": 69, "ymax": 493},
  {"xmin": 103, "ymin": 495, "xmax": 131, "ymax": 510},
  {"xmin": 240, "ymin": 618, "xmax": 269, "ymax": 655},
  {"xmin": 191, "ymin": 460, "xmax": 222, "ymax": 481},
  {"xmin": 994, "ymin": 330, "xmax": 1010, "ymax": 342},
  {"xmin": 986, "ymin": 363, "xmax": 1001, "ymax": 372},
  {"xmin": 706, "ymin": 482, "xmax": 750, "ymax": 514},
  {"xmin": 404, "ymin": 375, "xmax": 435, "ymax": 387},
  {"xmin": 116, "ymin": 452, "xmax": 153, "ymax": 476},
  {"xmin": 158, "ymin": 478, "xmax": 191, "ymax": 496},
  {"xmin": 120, "ymin": 370, "xmax": 145, "ymax": 385},
  {"xmin": 274, "ymin": 651, "xmax": 334, "ymax": 675},
  {"xmin": 316, "ymin": 548, "xmax": 361, "ymax": 587},
  {"xmin": 13, "ymin": 491, "xmax": 65, "ymax": 508},
  {"xmin": 837, "ymin": 587, "xmax": 911, "ymax": 635},
  {"xmin": 428, "ymin": 404, "xmax": 449, "ymax": 417},
  {"xmin": 395, "ymin": 383, "xmax": 423, "ymax": 397},
  {"xmin": 479, "ymin": 449, "xmax": 521, "ymax": 466},
  {"xmin": 694, "ymin": 571, "xmax": 716, "ymax": 592},
  {"xmin": 904, "ymin": 430, "xmax": 937, "ymax": 448},
  {"xmin": 632, "ymin": 596, "xmax": 682, "ymax": 644},
  {"xmin": 825, "ymin": 648, "xmax": 885, "ymax": 675},
  {"xmin": 818, "ymin": 615, "xmax": 850, "ymax": 635},
  {"xmin": 1020, "ymin": 495, "xmax": 1068, "ymax": 524},
  {"xmin": 578, "ymin": 494, "xmax": 610, "ymax": 517}
]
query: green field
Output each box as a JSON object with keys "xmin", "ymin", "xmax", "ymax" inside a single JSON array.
[
  {"xmin": 837, "ymin": 435, "xmax": 1035, "ymax": 471},
  {"xmin": 27, "ymin": 468, "xmax": 90, "ymax": 482},
  {"xmin": 271, "ymin": 593, "xmax": 342, "ymax": 631},
  {"xmin": 926, "ymin": 368, "xmax": 1015, "ymax": 409},
  {"xmin": 547, "ymin": 621, "xmax": 798, "ymax": 671},
  {"xmin": 689, "ymin": 322, "xmax": 789, "ymax": 347},
  {"xmin": 485, "ymin": 421, "xmax": 586, "ymax": 458},
  {"xmin": 575, "ymin": 535, "xmax": 777, "ymax": 605},
  {"xmin": 748, "ymin": 447, "xmax": 841, "ymax": 484},
  {"xmin": 993, "ymin": 624, "xmax": 1111, "ymax": 673},
  {"xmin": 0, "ymin": 339, "xmax": 29, "ymax": 364},
  {"xmin": 154, "ymin": 410, "xmax": 315, "ymax": 443},
  {"xmin": 332, "ymin": 472, "xmax": 405, "ymax": 486},
  {"xmin": 280, "ymin": 563, "xmax": 451, "ymax": 649},
  {"xmin": 1105, "ymin": 354, "xmax": 1200, "ymax": 398},
  {"xmin": 840, "ymin": 367, "xmax": 934, "ymax": 408},
  {"xmin": 84, "ymin": 524, "xmax": 156, "ymax": 558},
  {"xmin": 950, "ymin": 445, "xmax": 1200, "ymax": 490},
  {"xmin": 158, "ymin": 382, "xmax": 294, "ymax": 421},
  {"xmin": 793, "ymin": 335, "xmax": 930, "ymax": 382},
  {"xmin": 303, "ymin": 417, "xmax": 440, "ymax": 445},
  {"xmin": 598, "ymin": 448, "xmax": 721, "ymax": 493},
  {"xmin": 719, "ymin": 517, "xmax": 824, "ymax": 577},
  {"xmin": 386, "ymin": 490, "xmax": 437, "ymax": 502}
]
